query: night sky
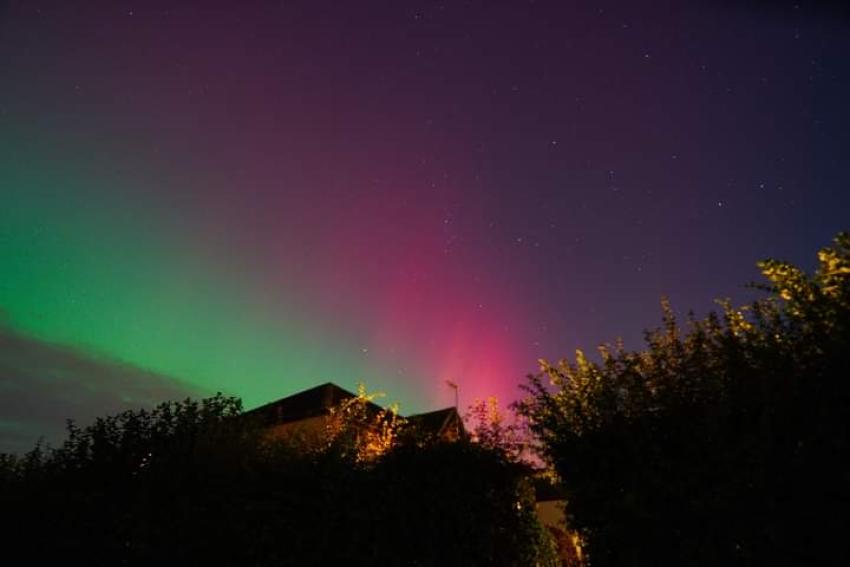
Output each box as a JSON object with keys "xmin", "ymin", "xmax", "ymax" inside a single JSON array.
[{"xmin": 1, "ymin": 0, "xmax": 848, "ymax": 453}]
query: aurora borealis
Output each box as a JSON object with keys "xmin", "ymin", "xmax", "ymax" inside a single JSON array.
[{"xmin": 2, "ymin": 1, "xmax": 849, "ymax": 452}]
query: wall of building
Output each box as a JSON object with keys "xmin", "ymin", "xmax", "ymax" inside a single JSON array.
[{"xmin": 265, "ymin": 415, "xmax": 330, "ymax": 446}]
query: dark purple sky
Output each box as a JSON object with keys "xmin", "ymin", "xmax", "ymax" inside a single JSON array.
[{"xmin": 1, "ymin": 0, "xmax": 848, "ymax": 452}]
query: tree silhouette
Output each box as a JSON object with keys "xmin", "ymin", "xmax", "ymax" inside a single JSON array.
[{"xmin": 515, "ymin": 232, "xmax": 850, "ymax": 566}]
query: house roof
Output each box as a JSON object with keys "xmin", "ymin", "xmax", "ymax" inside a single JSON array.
[
  {"xmin": 406, "ymin": 407, "xmax": 467, "ymax": 439},
  {"xmin": 245, "ymin": 383, "xmax": 466, "ymax": 439},
  {"xmin": 245, "ymin": 382, "xmax": 383, "ymax": 426}
]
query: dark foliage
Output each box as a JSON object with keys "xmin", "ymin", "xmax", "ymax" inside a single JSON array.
[
  {"xmin": 515, "ymin": 232, "xmax": 850, "ymax": 565},
  {"xmin": 0, "ymin": 393, "xmax": 554, "ymax": 565}
]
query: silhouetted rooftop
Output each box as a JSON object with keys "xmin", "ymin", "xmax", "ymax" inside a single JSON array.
[
  {"xmin": 406, "ymin": 406, "xmax": 467, "ymax": 440},
  {"xmin": 245, "ymin": 382, "xmax": 466, "ymax": 439},
  {"xmin": 245, "ymin": 382, "xmax": 382, "ymax": 426}
]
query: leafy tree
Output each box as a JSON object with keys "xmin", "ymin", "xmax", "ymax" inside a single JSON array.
[
  {"xmin": 465, "ymin": 396, "xmax": 532, "ymax": 460},
  {"xmin": 324, "ymin": 383, "xmax": 405, "ymax": 462},
  {"xmin": 515, "ymin": 232, "xmax": 850, "ymax": 566}
]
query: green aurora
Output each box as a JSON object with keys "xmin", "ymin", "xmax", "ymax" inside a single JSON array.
[{"xmin": 0, "ymin": 140, "xmax": 416, "ymax": 418}]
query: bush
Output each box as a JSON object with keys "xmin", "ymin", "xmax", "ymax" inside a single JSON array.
[
  {"xmin": 515, "ymin": 232, "xmax": 850, "ymax": 565},
  {"xmin": 1, "ymin": 391, "xmax": 557, "ymax": 565}
]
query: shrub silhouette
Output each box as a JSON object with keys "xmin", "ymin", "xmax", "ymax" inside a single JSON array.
[
  {"xmin": 515, "ymin": 232, "xmax": 850, "ymax": 565},
  {"xmin": 1, "ymin": 391, "xmax": 557, "ymax": 565}
]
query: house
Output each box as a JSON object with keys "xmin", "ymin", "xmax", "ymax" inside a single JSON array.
[{"xmin": 244, "ymin": 382, "xmax": 466, "ymax": 445}]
